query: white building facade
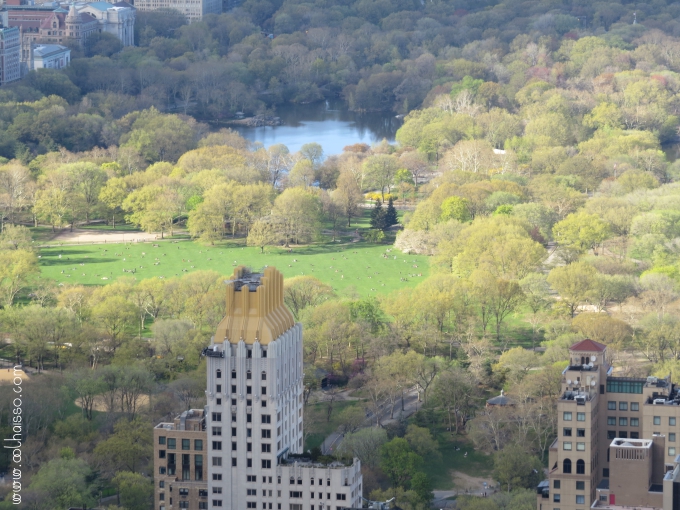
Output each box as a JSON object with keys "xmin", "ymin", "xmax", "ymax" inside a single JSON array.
[
  {"xmin": 77, "ymin": 1, "xmax": 135, "ymax": 47},
  {"xmin": 133, "ymin": 0, "xmax": 220, "ymax": 23},
  {"xmin": 203, "ymin": 267, "xmax": 362, "ymax": 510},
  {"xmin": 0, "ymin": 26, "xmax": 20, "ymax": 85},
  {"xmin": 32, "ymin": 43, "xmax": 70, "ymax": 70}
]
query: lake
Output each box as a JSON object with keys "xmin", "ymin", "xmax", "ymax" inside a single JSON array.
[{"xmin": 231, "ymin": 100, "xmax": 403, "ymax": 155}]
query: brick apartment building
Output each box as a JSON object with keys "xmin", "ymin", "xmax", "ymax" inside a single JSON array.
[
  {"xmin": 154, "ymin": 409, "xmax": 209, "ymax": 510},
  {"xmin": 537, "ymin": 339, "xmax": 680, "ymax": 510}
]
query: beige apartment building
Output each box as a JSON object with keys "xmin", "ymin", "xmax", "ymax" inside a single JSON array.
[
  {"xmin": 537, "ymin": 339, "xmax": 680, "ymax": 510},
  {"xmin": 154, "ymin": 409, "xmax": 208, "ymax": 510}
]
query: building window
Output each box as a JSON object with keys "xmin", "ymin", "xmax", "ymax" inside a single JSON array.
[
  {"xmin": 630, "ymin": 418, "xmax": 639, "ymax": 427},
  {"xmin": 262, "ymin": 429, "xmax": 271, "ymax": 438},
  {"xmin": 607, "ymin": 379, "xmax": 643, "ymax": 394},
  {"xmin": 159, "ymin": 436, "xmax": 166, "ymax": 445},
  {"xmin": 232, "ymin": 370, "xmax": 236, "ymax": 379},
  {"xmin": 213, "ymin": 487, "xmax": 222, "ymax": 494},
  {"xmin": 159, "ymin": 450, "xmax": 166, "ymax": 458},
  {"xmin": 576, "ymin": 495, "xmax": 585, "ymax": 504},
  {"xmin": 262, "ymin": 372, "xmax": 267, "ymax": 380},
  {"xmin": 563, "ymin": 442, "xmax": 572, "ymax": 450},
  {"xmin": 167, "ymin": 438, "xmax": 176, "ymax": 449},
  {"xmin": 563, "ymin": 412, "xmax": 572, "ymax": 421},
  {"xmin": 607, "ymin": 431, "xmax": 616, "ymax": 439},
  {"xmin": 247, "ymin": 371, "xmax": 252, "ymax": 379},
  {"xmin": 182, "ymin": 439, "xmax": 190, "ymax": 450},
  {"xmin": 232, "ymin": 428, "xmax": 237, "ymax": 437},
  {"xmin": 619, "ymin": 402, "xmax": 628, "ymax": 410},
  {"xmin": 216, "ymin": 369, "xmax": 222, "ymax": 378},
  {"xmin": 213, "ymin": 501, "xmax": 223, "ymax": 507},
  {"xmin": 631, "ymin": 402, "xmax": 639, "ymax": 411},
  {"xmin": 195, "ymin": 455, "xmax": 203, "ymax": 481},
  {"xmin": 290, "ymin": 492, "xmax": 303, "ymax": 498},
  {"xmin": 608, "ymin": 401, "xmax": 616, "ymax": 410},
  {"xmin": 179, "ymin": 502, "xmax": 189, "ymax": 509},
  {"xmin": 576, "ymin": 442, "xmax": 585, "ymax": 451},
  {"xmin": 577, "ymin": 429, "xmax": 585, "ymax": 437},
  {"xmin": 212, "ymin": 413, "xmax": 222, "ymax": 422},
  {"xmin": 670, "ymin": 448, "xmax": 676, "ymax": 456},
  {"xmin": 619, "ymin": 417, "xmax": 627, "ymax": 426},
  {"xmin": 671, "ymin": 433, "xmax": 676, "ymax": 442},
  {"xmin": 631, "ymin": 432, "xmax": 639, "ymax": 439},
  {"xmin": 160, "ymin": 481, "xmax": 165, "ymax": 488},
  {"xmin": 563, "ymin": 428, "xmax": 572, "ymax": 436},
  {"xmin": 671, "ymin": 417, "xmax": 677, "ymax": 426},
  {"xmin": 262, "ymin": 459, "xmax": 271, "ymax": 468},
  {"xmin": 576, "ymin": 481, "xmax": 584, "ymax": 490},
  {"xmin": 607, "ymin": 417, "xmax": 616, "ymax": 425},
  {"xmin": 212, "ymin": 457, "xmax": 222, "ymax": 466},
  {"xmin": 247, "ymin": 489, "xmax": 257, "ymax": 495},
  {"xmin": 553, "ymin": 494, "xmax": 560, "ymax": 503},
  {"xmin": 216, "ymin": 384, "xmax": 222, "ymax": 393},
  {"xmin": 577, "ymin": 413, "xmax": 585, "ymax": 421},
  {"xmin": 654, "ymin": 416, "xmax": 661, "ymax": 425},
  {"xmin": 232, "ymin": 458, "xmax": 237, "ymax": 467},
  {"xmin": 619, "ymin": 431, "xmax": 628, "ymax": 438},
  {"xmin": 336, "ymin": 494, "xmax": 347, "ymax": 500},
  {"xmin": 213, "ymin": 427, "xmax": 222, "ymax": 436},
  {"xmin": 179, "ymin": 488, "xmax": 189, "ymax": 496},
  {"xmin": 563, "ymin": 459, "xmax": 571, "ymax": 473},
  {"xmin": 212, "ymin": 441, "xmax": 222, "ymax": 450},
  {"xmin": 554, "ymin": 480, "xmax": 560, "ymax": 489},
  {"xmin": 231, "ymin": 385, "xmax": 236, "ymax": 393},
  {"xmin": 213, "ymin": 474, "xmax": 222, "ymax": 480},
  {"xmin": 262, "ymin": 415, "xmax": 271, "ymax": 424},
  {"xmin": 262, "ymin": 444, "xmax": 271, "ymax": 452},
  {"xmin": 576, "ymin": 459, "xmax": 585, "ymax": 474},
  {"xmin": 195, "ymin": 440, "xmax": 203, "ymax": 451}
]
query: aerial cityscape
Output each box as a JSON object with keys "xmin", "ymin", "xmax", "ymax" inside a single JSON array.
[{"xmin": 0, "ymin": 0, "xmax": 680, "ymax": 509}]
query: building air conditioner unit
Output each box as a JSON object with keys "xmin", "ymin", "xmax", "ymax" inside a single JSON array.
[
  {"xmin": 575, "ymin": 396, "xmax": 586, "ymax": 404},
  {"xmin": 654, "ymin": 398, "xmax": 666, "ymax": 405},
  {"xmin": 647, "ymin": 376, "xmax": 659, "ymax": 385}
]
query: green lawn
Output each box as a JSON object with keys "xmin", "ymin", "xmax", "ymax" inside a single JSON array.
[
  {"xmin": 422, "ymin": 433, "xmax": 494, "ymax": 490},
  {"xmin": 304, "ymin": 400, "xmax": 362, "ymax": 451},
  {"xmin": 38, "ymin": 239, "xmax": 430, "ymax": 296}
]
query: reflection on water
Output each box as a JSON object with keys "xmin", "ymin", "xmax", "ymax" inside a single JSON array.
[{"xmin": 231, "ymin": 100, "xmax": 403, "ymax": 155}]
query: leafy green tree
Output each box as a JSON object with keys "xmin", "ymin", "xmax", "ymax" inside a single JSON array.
[
  {"xmin": 547, "ymin": 261, "xmax": 597, "ymax": 317},
  {"xmin": 553, "ymin": 211, "xmax": 610, "ymax": 255},
  {"xmin": 493, "ymin": 445, "xmax": 542, "ymax": 492},
  {"xmin": 0, "ymin": 249, "xmax": 38, "ymax": 306},
  {"xmin": 380, "ymin": 437, "xmax": 423, "ymax": 489},
  {"xmin": 440, "ymin": 196, "xmax": 470, "ymax": 222},
  {"xmin": 0, "ymin": 224, "xmax": 33, "ymax": 251},
  {"xmin": 247, "ymin": 218, "xmax": 280, "ymax": 253},
  {"xmin": 410, "ymin": 472, "xmax": 434, "ymax": 506},
  {"xmin": 112, "ymin": 471, "xmax": 153, "ymax": 510},
  {"xmin": 272, "ymin": 186, "xmax": 321, "ymax": 245},
  {"xmin": 336, "ymin": 428, "xmax": 388, "ymax": 469},
  {"xmin": 283, "ymin": 276, "xmax": 335, "ymax": 320},
  {"xmin": 29, "ymin": 456, "xmax": 94, "ymax": 510},
  {"xmin": 364, "ymin": 154, "xmax": 399, "ymax": 201},
  {"xmin": 94, "ymin": 417, "xmax": 153, "ymax": 475}
]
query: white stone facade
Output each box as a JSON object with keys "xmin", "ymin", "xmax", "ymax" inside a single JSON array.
[
  {"xmin": 76, "ymin": 2, "xmax": 135, "ymax": 47},
  {"xmin": 205, "ymin": 323, "xmax": 362, "ymax": 510},
  {"xmin": 32, "ymin": 44, "xmax": 70, "ymax": 70},
  {"xmin": 133, "ymin": 0, "xmax": 221, "ymax": 23}
]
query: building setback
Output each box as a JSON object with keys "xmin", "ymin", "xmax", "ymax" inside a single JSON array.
[
  {"xmin": 537, "ymin": 339, "xmax": 680, "ymax": 510},
  {"xmin": 154, "ymin": 266, "xmax": 362, "ymax": 510}
]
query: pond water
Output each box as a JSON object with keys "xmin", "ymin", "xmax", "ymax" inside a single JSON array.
[{"xmin": 230, "ymin": 99, "xmax": 403, "ymax": 155}]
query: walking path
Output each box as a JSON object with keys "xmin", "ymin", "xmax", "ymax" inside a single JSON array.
[{"xmin": 320, "ymin": 386, "xmax": 420, "ymax": 455}]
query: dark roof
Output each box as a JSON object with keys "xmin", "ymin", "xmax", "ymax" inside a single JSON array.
[
  {"xmin": 113, "ymin": 1, "xmax": 135, "ymax": 7},
  {"xmin": 486, "ymin": 393, "xmax": 512, "ymax": 406},
  {"xmin": 569, "ymin": 339, "xmax": 606, "ymax": 352},
  {"xmin": 597, "ymin": 479, "xmax": 609, "ymax": 490}
]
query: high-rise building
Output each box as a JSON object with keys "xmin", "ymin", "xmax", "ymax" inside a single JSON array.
[
  {"xmin": 0, "ymin": 25, "xmax": 20, "ymax": 84},
  {"xmin": 155, "ymin": 266, "xmax": 362, "ymax": 510},
  {"xmin": 537, "ymin": 339, "xmax": 680, "ymax": 510}
]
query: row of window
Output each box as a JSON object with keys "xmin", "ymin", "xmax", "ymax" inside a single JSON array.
[
  {"xmin": 215, "ymin": 384, "xmax": 267, "ymax": 395},
  {"xmin": 210, "ymin": 457, "xmax": 273, "ymax": 468},
  {"xmin": 607, "ymin": 401, "xmax": 639, "ymax": 411},
  {"xmin": 211, "ymin": 441, "xmax": 272, "ymax": 453},
  {"xmin": 563, "ymin": 428, "xmax": 586, "ymax": 437},
  {"xmin": 607, "ymin": 431, "xmax": 640, "ymax": 439},
  {"xmin": 553, "ymin": 494, "xmax": 586, "ymax": 504},
  {"xmin": 158, "ymin": 437, "xmax": 203, "ymax": 450},
  {"xmin": 562, "ymin": 459, "xmax": 585, "ymax": 474},
  {"xmin": 210, "ymin": 503, "xmax": 345, "ymax": 510},
  {"xmin": 216, "ymin": 370, "xmax": 267, "ymax": 379},
  {"xmin": 158, "ymin": 501, "xmax": 208, "ymax": 509},
  {"xmin": 553, "ymin": 480, "xmax": 585, "ymax": 490},
  {"xmin": 562, "ymin": 442, "xmax": 586, "ymax": 451},
  {"xmin": 607, "ymin": 417, "xmax": 640, "ymax": 426},
  {"xmin": 562, "ymin": 412, "xmax": 585, "ymax": 421}
]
